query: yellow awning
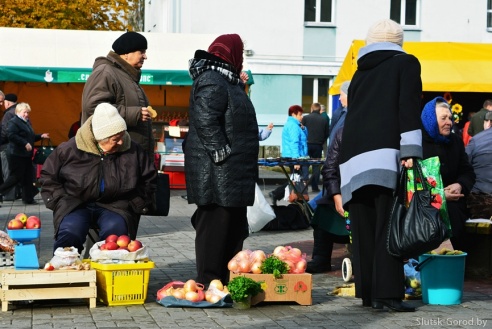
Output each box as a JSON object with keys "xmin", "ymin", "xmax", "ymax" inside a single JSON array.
[{"xmin": 329, "ymin": 40, "xmax": 492, "ymax": 95}]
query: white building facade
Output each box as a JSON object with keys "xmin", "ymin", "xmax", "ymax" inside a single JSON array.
[{"xmin": 145, "ymin": 0, "xmax": 492, "ymax": 147}]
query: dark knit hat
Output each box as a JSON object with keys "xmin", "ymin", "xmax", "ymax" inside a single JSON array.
[
  {"xmin": 4, "ymin": 94, "xmax": 17, "ymax": 103},
  {"xmin": 485, "ymin": 111, "xmax": 492, "ymax": 121},
  {"xmin": 112, "ymin": 32, "xmax": 147, "ymax": 55}
]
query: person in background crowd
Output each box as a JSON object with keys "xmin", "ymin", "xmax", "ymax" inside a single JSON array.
[
  {"xmin": 185, "ymin": 34, "xmax": 259, "ymax": 285},
  {"xmin": 320, "ymin": 104, "xmax": 330, "ymax": 157},
  {"xmin": 421, "ymin": 97, "xmax": 475, "ymax": 252},
  {"xmin": 0, "ymin": 91, "xmax": 4, "ymax": 186},
  {"xmin": 81, "ymin": 31, "xmax": 155, "ymax": 159},
  {"xmin": 259, "ymin": 123, "xmax": 274, "ymax": 141},
  {"xmin": 467, "ymin": 99, "xmax": 492, "ymax": 138},
  {"xmin": 307, "ymin": 126, "xmax": 350, "ymax": 273},
  {"xmin": 0, "ymin": 103, "xmax": 49, "ymax": 205},
  {"xmin": 465, "ymin": 111, "xmax": 492, "ymax": 219},
  {"xmin": 68, "ymin": 113, "xmax": 81, "ymax": 139},
  {"xmin": 462, "ymin": 111, "xmax": 475, "ymax": 146},
  {"xmin": 40, "ymin": 103, "xmax": 156, "ymax": 254},
  {"xmin": 1, "ymin": 93, "xmax": 18, "ymax": 151},
  {"xmin": 329, "ymin": 81, "xmax": 350, "ymax": 148},
  {"xmin": 340, "ymin": 19, "xmax": 422, "ymax": 312},
  {"xmin": 302, "ymin": 103, "xmax": 330, "ymax": 192}
]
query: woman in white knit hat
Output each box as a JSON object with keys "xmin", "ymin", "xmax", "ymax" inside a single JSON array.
[
  {"xmin": 40, "ymin": 103, "xmax": 157, "ymax": 254},
  {"xmin": 339, "ymin": 19, "xmax": 422, "ymax": 312}
]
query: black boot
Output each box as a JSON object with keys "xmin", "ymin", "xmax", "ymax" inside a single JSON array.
[{"xmin": 306, "ymin": 228, "xmax": 334, "ymax": 273}]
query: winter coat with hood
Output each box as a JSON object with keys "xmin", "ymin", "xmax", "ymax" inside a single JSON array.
[
  {"xmin": 39, "ymin": 116, "xmax": 157, "ymax": 240},
  {"xmin": 184, "ymin": 50, "xmax": 259, "ymax": 207},
  {"xmin": 340, "ymin": 43, "xmax": 423, "ymax": 205},
  {"xmin": 81, "ymin": 51, "xmax": 153, "ymax": 156}
]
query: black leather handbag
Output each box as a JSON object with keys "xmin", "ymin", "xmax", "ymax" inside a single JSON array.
[
  {"xmin": 33, "ymin": 139, "xmax": 55, "ymax": 165},
  {"xmin": 386, "ymin": 162, "xmax": 449, "ymax": 259}
]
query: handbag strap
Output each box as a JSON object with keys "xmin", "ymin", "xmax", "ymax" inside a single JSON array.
[
  {"xmin": 411, "ymin": 160, "xmax": 429, "ymax": 192},
  {"xmin": 395, "ymin": 166, "xmax": 407, "ymax": 204},
  {"xmin": 40, "ymin": 138, "xmax": 52, "ymax": 148}
]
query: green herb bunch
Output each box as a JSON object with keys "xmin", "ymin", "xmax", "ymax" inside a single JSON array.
[
  {"xmin": 227, "ymin": 276, "xmax": 262, "ymax": 302},
  {"xmin": 260, "ymin": 255, "xmax": 289, "ymax": 279}
]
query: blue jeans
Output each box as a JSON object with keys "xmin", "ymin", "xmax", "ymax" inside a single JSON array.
[{"xmin": 54, "ymin": 203, "xmax": 128, "ymax": 254}]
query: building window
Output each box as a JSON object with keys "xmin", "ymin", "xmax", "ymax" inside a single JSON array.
[
  {"xmin": 488, "ymin": 0, "xmax": 492, "ymax": 29},
  {"xmin": 305, "ymin": 0, "xmax": 334, "ymax": 24},
  {"xmin": 302, "ymin": 77, "xmax": 329, "ymax": 111},
  {"xmin": 390, "ymin": 0, "xmax": 420, "ymax": 27}
]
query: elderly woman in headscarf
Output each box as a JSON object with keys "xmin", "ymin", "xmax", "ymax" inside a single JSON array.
[
  {"xmin": 185, "ymin": 34, "xmax": 259, "ymax": 285},
  {"xmin": 40, "ymin": 103, "xmax": 157, "ymax": 254},
  {"xmin": 421, "ymin": 97, "xmax": 475, "ymax": 252}
]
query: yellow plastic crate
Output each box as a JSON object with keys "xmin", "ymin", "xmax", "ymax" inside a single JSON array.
[{"xmin": 90, "ymin": 260, "xmax": 155, "ymax": 306}]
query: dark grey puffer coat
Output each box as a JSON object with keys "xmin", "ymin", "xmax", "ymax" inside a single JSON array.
[{"xmin": 185, "ymin": 69, "xmax": 259, "ymax": 207}]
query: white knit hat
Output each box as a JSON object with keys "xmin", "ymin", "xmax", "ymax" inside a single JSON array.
[
  {"xmin": 366, "ymin": 19, "xmax": 404, "ymax": 46},
  {"xmin": 92, "ymin": 103, "xmax": 127, "ymax": 141}
]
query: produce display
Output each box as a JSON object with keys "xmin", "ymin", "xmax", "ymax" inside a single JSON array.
[
  {"xmin": 99, "ymin": 234, "xmax": 143, "ymax": 252},
  {"xmin": 157, "ymin": 279, "xmax": 229, "ymax": 304},
  {"xmin": 428, "ymin": 248, "xmax": 464, "ymax": 255},
  {"xmin": 227, "ymin": 245, "xmax": 307, "ymax": 275},
  {"xmin": 7, "ymin": 213, "xmax": 41, "ymax": 230}
]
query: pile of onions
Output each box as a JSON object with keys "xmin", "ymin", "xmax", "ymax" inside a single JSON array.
[
  {"xmin": 205, "ymin": 279, "xmax": 229, "ymax": 304},
  {"xmin": 158, "ymin": 279, "xmax": 205, "ymax": 302},
  {"xmin": 227, "ymin": 249, "xmax": 266, "ymax": 274},
  {"xmin": 272, "ymin": 245, "xmax": 307, "ymax": 274}
]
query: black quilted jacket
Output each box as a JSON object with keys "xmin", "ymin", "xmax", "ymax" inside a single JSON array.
[{"xmin": 184, "ymin": 53, "xmax": 259, "ymax": 207}]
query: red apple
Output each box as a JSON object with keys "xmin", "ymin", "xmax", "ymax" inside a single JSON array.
[
  {"xmin": 104, "ymin": 241, "xmax": 118, "ymax": 250},
  {"xmin": 127, "ymin": 239, "xmax": 143, "ymax": 252},
  {"xmin": 7, "ymin": 219, "xmax": 24, "ymax": 230},
  {"xmin": 99, "ymin": 243, "xmax": 108, "ymax": 250},
  {"xmin": 26, "ymin": 216, "xmax": 41, "ymax": 229},
  {"xmin": 15, "ymin": 213, "xmax": 28, "ymax": 225},
  {"xmin": 105, "ymin": 234, "xmax": 118, "ymax": 244},
  {"xmin": 116, "ymin": 235, "xmax": 131, "ymax": 248}
]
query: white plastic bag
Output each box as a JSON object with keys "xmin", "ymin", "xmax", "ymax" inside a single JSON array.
[
  {"xmin": 247, "ymin": 184, "xmax": 276, "ymax": 233},
  {"xmin": 49, "ymin": 247, "xmax": 80, "ymax": 269},
  {"xmin": 89, "ymin": 241, "xmax": 150, "ymax": 262}
]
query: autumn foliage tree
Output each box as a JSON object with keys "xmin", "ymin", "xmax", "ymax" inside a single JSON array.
[{"xmin": 0, "ymin": 0, "xmax": 144, "ymax": 31}]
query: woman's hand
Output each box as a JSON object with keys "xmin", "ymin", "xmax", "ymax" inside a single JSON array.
[
  {"xmin": 333, "ymin": 194, "xmax": 345, "ymax": 217},
  {"xmin": 25, "ymin": 143, "xmax": 32, "ymax": 152},
  {"xmin": 444, "ymin": 183, "xmax": 464, "ymax": 201},
  {"xmin": 294, "ymin": 164, "xmax": 300, "ymax": 170},
  {"xmin": 41, "ymin": 133, "xmax": 49, "ymax": 139},
  {"xmin": 401, "ymin": 158, "xmax": 414, "ymax": 168}
]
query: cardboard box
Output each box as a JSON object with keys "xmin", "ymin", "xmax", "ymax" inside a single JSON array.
[{"xmin": 229, "ymin": 272, "xmax": 312, "ymax": 305}]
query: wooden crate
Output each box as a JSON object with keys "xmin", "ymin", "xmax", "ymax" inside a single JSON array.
[
  {"xmin": 229, "ymin": 272, "xmax": 312, "ymax": 305},
  {"xmin": 0, "ymin": 269, "xmax": 97, "ymax": 311}
]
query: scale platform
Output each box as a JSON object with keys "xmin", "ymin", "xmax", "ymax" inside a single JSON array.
[{"xmin": 7, "ymin": 229, "xmax": 41, "ymax": 270}]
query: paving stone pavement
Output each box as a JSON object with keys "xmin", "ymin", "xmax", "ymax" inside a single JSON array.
[{"xmin": 0, "ymin": 170, "xmax": 490, "ymax": 329}]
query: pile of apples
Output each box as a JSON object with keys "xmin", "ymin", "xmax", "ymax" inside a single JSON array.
[
  {"xmin": 157, "ymin": 279, "xmax": 228, "ymax": 304},
  {"xmin": 99, "ymin": 234, "xmax": 142, "ymax": 252},
  {"xmin": 7, "ymin": 213, "xmax": 41, "ymax": 230}
]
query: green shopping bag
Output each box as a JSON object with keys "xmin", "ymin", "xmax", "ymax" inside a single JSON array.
[{"xmin": 406, "ymin": 157, "xmax": 452, "ymax": 234}]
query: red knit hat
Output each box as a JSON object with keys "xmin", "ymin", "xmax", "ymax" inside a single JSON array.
[{"xmin": 207, "ymin": 34, "xmax": 244, "ymax": 72}]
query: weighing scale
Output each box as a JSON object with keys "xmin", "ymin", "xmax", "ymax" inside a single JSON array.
[{"xmin": 7, "ymin": 229, "xmax": 41, "ymax": 270}]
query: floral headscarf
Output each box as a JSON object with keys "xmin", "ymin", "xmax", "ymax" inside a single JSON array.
[{"xmin": 421, "ymin": 96, "xmax": 450, "ymax": 144}]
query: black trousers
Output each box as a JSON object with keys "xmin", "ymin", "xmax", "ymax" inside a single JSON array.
[
  {"xmin": 0, "ymin": 154, "xmax": 34, "ymax": 203},
  {"xmin": 348, "ymin": 186, "xmax": 405, "ymax": 301},
  {"xmin": 193, "ymin": 204, "xmax": 249, "ymax": 285}
]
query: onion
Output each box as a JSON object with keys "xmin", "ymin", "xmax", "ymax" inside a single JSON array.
[
  {"xmin": 284, "ymin": 260, "xmax": 295, "ymax": 273},
  {"xmin": 290, "ymin": 248, "xmax": 302, "ymax": 258},
  {"xmin": 205, "ymin": 291, "xmax": 213, "ymax": 302},
  {"xmin": 172, "ymin": 288, "xmax": 185, "ymax": 299},
  {"xmin": 251, "ymin": 262, "xmax": 262, "ymax": 274},
  {"xmin": 238, "ymin": 259, "xmax": 251, "ymax": 273},
  {"xmin": 273, "ymin": 245, "xmax": 286, "ymax": 256},
  {"xmin": 235, "ymin": 250, "xmax": 251, "ymax": 261},
  {"xmin": 250, "ymin": 250, "xmax": 266, "ymax": 263},
  {"xmin": 209, "ymin": 279, "xmax": 224, "ymax": 291},
  {"xmin": 184, "ymin": 279, "xmax": 198, "ymax": 292},
  {"xmin": 228, "ymin": 259, "xmax": 239, "ymax": 272},
  {"xmin": 295, "ymin": 258, "xmax": 307, "ymax": 272},
  {"xmin": 185, "ymin": 291, "xmax": 200, "ymax": 302},
  {"xmin": 209, "ymin": 294, "xmax": 222, "ymax": 303}
]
